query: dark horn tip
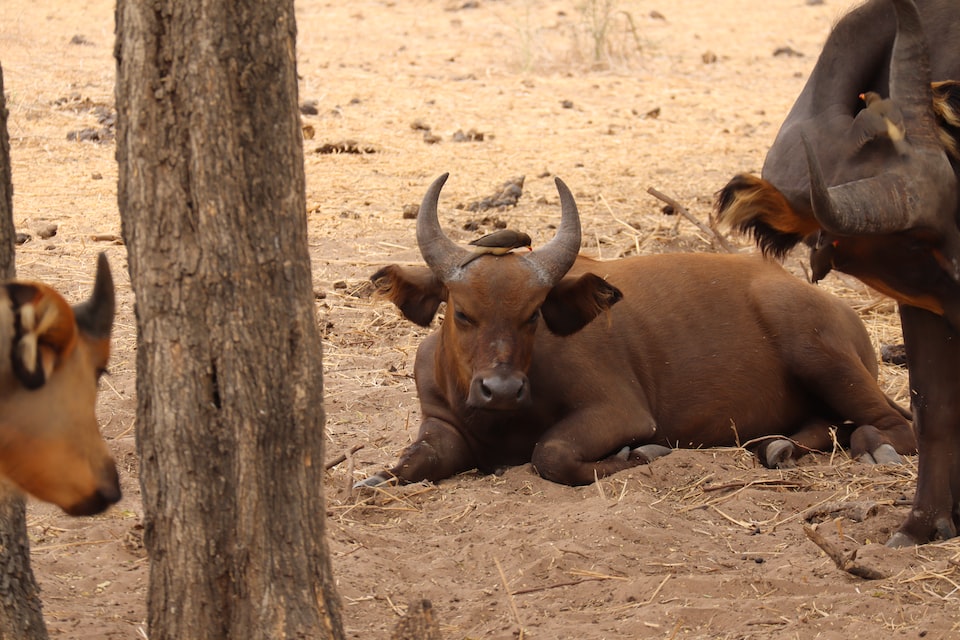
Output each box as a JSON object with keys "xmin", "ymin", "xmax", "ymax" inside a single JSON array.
[
  {"xmin": 428, "ymin": 172, "xmax": 450, "ymax": 193},
  {"xmin": 74, "ymin": 252, "xmax": 115, "ymax": 339},
  {"xmin": 554, "ymin": 176, "xmax": 575, "ymax": 202},
  {"xmin": 96, "ymin": 252, "xmax": 112, "ymax": 283},
  {"xmin": 553, "ymin": 177, "xmax": 577, "ymax": 210}
]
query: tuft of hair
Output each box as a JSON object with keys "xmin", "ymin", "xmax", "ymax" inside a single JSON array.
[
  {"xmin": 933, "ymin": 80, "xmax": 960, "ymax": 163},
  {"xmin": 715, "ymin": 173, "xmax": 808, "ymax": 258}
]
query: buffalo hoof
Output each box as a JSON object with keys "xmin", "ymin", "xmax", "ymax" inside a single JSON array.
[
  {"xmin": 353, "ymin": 472, "xmax": 394, "ymax": 490},
  {"xmin": 764, "ymin": 439, "xmax": 795, "ymax": 469},
  {"xmin": 860, "ymin": 444, "xmax": 902, "ymax": 465},
  {"xmin": 887, "ymin": 517, "xmax": 957, "ymax": 548},
  {"xmin": 886, "ymin": 531, "xmax": 918, "ymax": 548},
  {"xmin": 630, "ymin": 444, "xmax": 672, "ymax": 463}
]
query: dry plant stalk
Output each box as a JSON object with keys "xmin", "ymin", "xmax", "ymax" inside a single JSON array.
[{"xmin": 494, "ymin": 557, "xmax": 526, "ymax": 639}]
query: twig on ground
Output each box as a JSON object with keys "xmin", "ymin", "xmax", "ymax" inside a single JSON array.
[
  {"xmin": 702, "ymin": 478, "xmax": 805, "ymax": 493},
  {"xmin": 647, "ymin": 187, "xmax": 737, "ymax": 253},
  {"xmin": 803, "ymin": 523, "xmax": 888, "ymax": 580},
  {"xmin": 326, "ymin": 443, "xmax": 365, "ymax": 470}
]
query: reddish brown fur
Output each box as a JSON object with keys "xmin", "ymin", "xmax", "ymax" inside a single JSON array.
[
  {"xmin": 0, "ymin": 264, "xmax": 119, "ymax": 516},
  {"xmin": 366, "ymin": 252, "xmax": 915, "ymax": 487}
]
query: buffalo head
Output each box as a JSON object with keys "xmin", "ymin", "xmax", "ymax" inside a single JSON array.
[{"xmin": 372, "ymin": 174, "xmax": 622, "ymax": 412}]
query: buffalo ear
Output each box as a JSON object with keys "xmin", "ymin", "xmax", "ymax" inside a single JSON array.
[
  {"xmin": 5, "ymin": 282, "xmax": 78, "ymax": 390},
  {"xmin": 541, "ymin": 273, "xmax": 623, "ymax": 337},
  {"xmin": 371, "ymin": 265, "xmax": 447, "ymax": 327}
]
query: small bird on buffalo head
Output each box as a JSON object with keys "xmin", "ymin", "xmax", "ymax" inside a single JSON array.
[
  {"xmin": 853, "ymin": 91, "xmax": 908, "ymax": 155},
  {"xmin": 460, "ymin": 229, "xmax": 532, "ymax": 267}
]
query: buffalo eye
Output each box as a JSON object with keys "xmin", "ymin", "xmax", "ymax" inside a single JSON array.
[
  {"xmin": 527, "ymin": 309, "xmax": 540, "ymax": 325},
  {"xmin": 453, "ymin": 309, "xmax": 475, "ymax": 327}
]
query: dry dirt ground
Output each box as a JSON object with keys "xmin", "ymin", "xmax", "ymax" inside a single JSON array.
[{"xmin": 3, "ymin": 0, "xmax": 960, "ymax": 638}]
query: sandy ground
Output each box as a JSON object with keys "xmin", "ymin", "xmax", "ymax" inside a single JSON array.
[{"xmin": 2, "ymin": 0, "xmax": 959, "ymax": 638}]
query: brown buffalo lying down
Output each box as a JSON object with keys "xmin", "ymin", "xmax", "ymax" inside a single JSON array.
[
  {"xmin": 0, "ymin": 254, "xmax": 120, "ymax": 515},
  {"xmin": 357, "ymin": 174, "xmax": 915, "ymax": 488}
]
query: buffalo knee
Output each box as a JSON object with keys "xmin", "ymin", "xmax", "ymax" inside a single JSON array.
[{"xmin": 531, "ymin": 441, "xmax": 581, "ymax": 485}]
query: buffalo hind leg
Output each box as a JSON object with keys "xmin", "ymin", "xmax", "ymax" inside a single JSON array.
[
  {"xmin": 849, "ymin": 424, "xmax": 909, "ymax": 464},
  {"xmin": 753, "ymin": 418, "xmax": 838, "ymax": 469},
  {"xmin": 788, "ymin": 342, "xmax": 916, "ymax": 463}
]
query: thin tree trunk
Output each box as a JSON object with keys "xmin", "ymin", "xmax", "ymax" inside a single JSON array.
[
  {"xmin": 115, "ymin": 2, "xmax": 343, "ymax": 639},
  {"xmin": 0, "ymin": 71, "xmax": 14, "ymax": 280},
  {"xmin": 0, "ymin": 64, "xmax": 49, "ymax": 640}
]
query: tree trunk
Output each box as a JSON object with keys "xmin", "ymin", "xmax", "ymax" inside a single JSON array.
[
  {"xmin": 114, "ymin": 3, "xmax": 344, "ymax": 639},
  {"xmin": 0, "ymin": 63, "xmax": 49, "ymax": 640}
]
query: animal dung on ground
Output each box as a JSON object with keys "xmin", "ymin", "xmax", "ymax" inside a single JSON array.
[
  {"xmin": 881, "ymin": 343, "xmax": 907, "ymax": 367},
  {"xmin": 452, "ymin": 128, "xmax": 485, "ymax": 142},
  {"xmin": 36, "ymin": 224, "xmax": 58, "ymax": 239},
  {"xmin": 773, "ymin": 45, "xmax": 804, "ymax": 57},
  {"xmin": 314, "ymin": 140, "xmax": 377, "ymax": 154},
  {"xmin": 410, "ymin": 119, "xmax": 432, "ymax": 131},
  {"xmin": 465, "ymin": 176, "xmax": 524, "ymax": 212},
  {"xmin": 461, "ymin": 215, "xmax": 506, "ymax": 232},
  {"xmin": 402, "ymin": 203, "xmax": 419, "ymax": 219}
]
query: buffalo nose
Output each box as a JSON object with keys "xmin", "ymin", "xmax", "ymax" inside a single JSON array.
[
  {"xmin": 468, "ymin": 371, "xmax": 530, "ymax": 409},
  {"xmin": 65, "ymin": 463, "xmax": 122, "ymax": 517}
]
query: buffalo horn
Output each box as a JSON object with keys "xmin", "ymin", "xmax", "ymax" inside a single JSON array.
[
  {"xmin": 803, "ymin": 133, "xmax": 915, "ymax": 234},
  {"xmin": 888, "ymin": 0, "xmax": 939, "ymax": 148},
  {"xmin": 521, "ymin": 177, "xmax": 582, "ymax": 287},
  {"xmin": 416, "ymin": 173, "xmax": 475, "ymax": 281},
  {"xmin": 73, "ymin": 253, "xmax": 115, "ymax": 340},
  {"xmin": 806, "ymin": 0, "xmax": 952, "ymax": 236}
]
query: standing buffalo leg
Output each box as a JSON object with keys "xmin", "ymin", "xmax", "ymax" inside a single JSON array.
[{"xmin": 888, "ymin": 305, "xmax": 960, "ymax": 546}]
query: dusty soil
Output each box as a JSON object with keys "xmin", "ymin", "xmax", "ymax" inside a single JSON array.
[{"xmin": 3, "ymin": 0, "xmax": 960, "ymax": 638}]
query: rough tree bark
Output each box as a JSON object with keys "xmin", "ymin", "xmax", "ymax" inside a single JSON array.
[
  {"xmin": 114, "ymin": 2, "xmax": 344, "ymax": 638},
  {"xmin": 0, "ymin": 64, "xmax": 49, "ymax": 640}
]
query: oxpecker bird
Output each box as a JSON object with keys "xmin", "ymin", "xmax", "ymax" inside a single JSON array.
[
  {"xmin": 459, "ymin": 229, "xmax": 532, "ymax": 267},
  {"xmin": 853, "ymin": 91, "xmax": 908, "ymax": 155}
]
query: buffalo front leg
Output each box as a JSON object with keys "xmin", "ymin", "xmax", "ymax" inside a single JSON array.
[
  {"xmin": 887, "ymin": 305, "xmax": 960, "ymax": 547},
  {"xmin": 354, "ymin": 418, "xmax": 476, "ymax": 488}
]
